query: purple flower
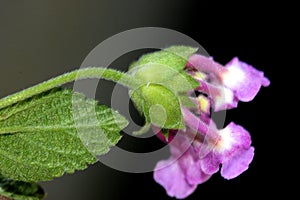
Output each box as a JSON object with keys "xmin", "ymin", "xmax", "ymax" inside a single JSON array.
[
  {"xmin": 154, "ymin": 110, "xmax": 255, "ymax": 198},
  {"xmin": 154, "ymin": 132, "xmax": 211, "ymax": 199},
  {"xmin": 187, "ymin": 54, "xmax": 270, "ymax": 109},
  {"xmin": 222, "ymin": 57, "xmax": 270, "ymax": 101},
  {"xmin": 153, "ymin": 53, "xmax": 269, "ymax": 199},
  {"xmin": 181, "ymin": 108, "xmax": 254, "ymax": 178},
  {"xmin": 199, "ymin": 122, "xmax": 255, "ymax": 179}
]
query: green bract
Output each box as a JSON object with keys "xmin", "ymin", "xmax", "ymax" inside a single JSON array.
[
  {"xmin": 129, "ymin": 46, "xmax": 198, "ymax": 71},
  {"xmin": 131, "ymin": 84, "xmax": 185, "ymax": 130},
  {"xmin": 131, "ymin": 63, "xmax": 199, "ymax": 93},
  {"xmin": 128, "ymin": 46, "xmax": 199, "ymax": 133}
]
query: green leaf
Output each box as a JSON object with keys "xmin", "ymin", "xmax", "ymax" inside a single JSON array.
[
  {"xmin": 0, "ymin": 174, "xmax": 45, "ymax": 200},
  {"xmin": 130, "ymin": 45, "xmax": 198, "ymax": 71},
  {"xmin": 132, "ymin": 84, "xmax": 185, "ymax": 130},
  {"xmin": 0, "ymin": 88, "xmax": 128, "ymax": 182}
]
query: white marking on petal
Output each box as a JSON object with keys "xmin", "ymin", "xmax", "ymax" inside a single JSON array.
[
  {"xmin": 214, "ymin": 128, "xmax": 235, "ymax": 152},
  {"xmin": 214, "ymin": 86, "xmax": 234, "ymax": 110},
  {"xmin": 222, "ymin": 63, "xmax": 246, "ymax": 89}
]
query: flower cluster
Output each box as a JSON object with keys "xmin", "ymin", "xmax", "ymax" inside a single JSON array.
[{"xmin": 153, "ymin": 54, "xmax": 270, "ymax": 199}]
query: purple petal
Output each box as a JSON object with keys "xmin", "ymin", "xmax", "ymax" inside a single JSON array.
[
  {"xmin": 187, "ymin": 54, "xmax": 227, "ymax": 78},
  {"xmin": 218, "ymin": 122, "xmax": 252, "ymax": 154},
  {"xmin": 154, "ymin": 159, "xmax": 197, "ymax": 199},
  {"xmin": 154, "ymin": 134, "xmax": 212, "ymax": 198},
  {"xmin": 262, "ymin": 77, "xmax": 271, "ymax": 87},
  {"xmin": 181, "ymin": 108, "xmax": 209, "ymax": 135},
  {"xmin": 223, "ymin": 57, "xmax": 270, "ymax": 102},
  {"xmin": 200, "ymin": 152, "xmax": 221, "ymax": 175},
  {"xmin": 210, "ymin": 122, "xmax": 252, "ymax": 161},
  {"xmin": 181, "ymin": 108, "xmax": 220, "ymax": 139},
  {"xmin": 221, "ymin": 147, "xmax": 254, "ymax": 179},
  {"xmin": 197, "ymin": 122, "xmax": 253, "ymax": 178},
  {"xmin": 215, "ymin": 123, "xmax": 254, "ymax": 179},
  {"xmin": 178, "ymin": 144, "xmax": 212, "ymax": 185},
  {"xmin": 185, "ymin": 162, "xmax": 211, "ymax": 185}
]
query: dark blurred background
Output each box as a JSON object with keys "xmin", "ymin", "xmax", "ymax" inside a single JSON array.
[{"xmin": 0, "ymin": 0, "xmax": 288, "ymax": 199}]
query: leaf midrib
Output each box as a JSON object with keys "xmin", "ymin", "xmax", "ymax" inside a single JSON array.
[
  {"xmin": 0, "ymin": 124, "xmax": 107, "ymax": 134},
  {"xmin": 0, "ymin": 90, "xmax": 69, "ymax": 121}
]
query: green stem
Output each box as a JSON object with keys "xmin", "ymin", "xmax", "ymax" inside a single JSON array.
[{"xmin": 0, "ymin": 67, "xmax": 140, "ymax": 109}]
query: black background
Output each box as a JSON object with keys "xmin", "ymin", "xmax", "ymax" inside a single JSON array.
[{"xmin": 0, "ymin": 1, "xmax": 290, "ymax": 199}]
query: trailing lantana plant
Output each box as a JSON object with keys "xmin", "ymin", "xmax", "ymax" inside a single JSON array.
[{"xmin": 0, "ymin": 46, "xmax": 269, "ymax": 199}]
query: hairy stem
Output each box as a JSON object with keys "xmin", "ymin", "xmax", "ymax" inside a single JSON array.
[{"xmin": 0, "ymin": 67, "xmax": 140, "ymax": 109}]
